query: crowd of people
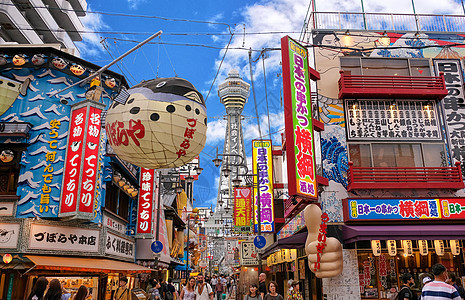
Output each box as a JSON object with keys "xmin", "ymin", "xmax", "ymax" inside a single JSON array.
[
  {"xmin": 27, "ymin": 277, "xmax": 90, "ymax": 300},
  {"xmin": 397, "ymin": 263, "xmax": 465, "ymax": 300}
]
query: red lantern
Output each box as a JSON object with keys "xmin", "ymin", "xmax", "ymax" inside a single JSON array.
[{"xmin": 3, "ymin": 254, "xmax": 12, "ymax": 264}]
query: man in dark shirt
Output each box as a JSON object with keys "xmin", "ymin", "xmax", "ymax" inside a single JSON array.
[
  {"xmin": 259, "ymin": 273, "xmax": 267, "ymax": 299},
  {"xmin": 398, "ymin": 273, "xmax": 417, "ymax": 300}
]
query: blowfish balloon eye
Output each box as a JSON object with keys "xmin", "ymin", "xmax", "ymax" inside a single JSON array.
[{"xmin": 105, "ymin": 77, "xmax": 207, "ymax": 169}]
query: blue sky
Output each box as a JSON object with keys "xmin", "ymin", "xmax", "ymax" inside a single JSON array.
[{"xmin": 77, "ymin": 0, "xmax": 465, "ymax": 209}]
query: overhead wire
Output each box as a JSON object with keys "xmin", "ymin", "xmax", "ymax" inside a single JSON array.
[
  {"xmin": 160, "ymin": 37, "xmax": 178, "ymax": 77},
  {"xmin": 204, "ymin": 33, "xmax": 235, "ymax": 102},
  {"xmin": 100, "ymin": 38, "xmax": 135, "ymax": 85}
]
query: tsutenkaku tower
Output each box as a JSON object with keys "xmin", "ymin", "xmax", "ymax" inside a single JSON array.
[{"xmin": 216, "ymin": 69, "xmax": 250, "ymax": 217}]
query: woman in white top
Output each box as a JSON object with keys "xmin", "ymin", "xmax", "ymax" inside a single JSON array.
[{"xmin": 180, "ymin": 277, "xmax": 196, "ymax": 300}]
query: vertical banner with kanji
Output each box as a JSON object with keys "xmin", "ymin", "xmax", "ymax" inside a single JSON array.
[
  {"xmin": 59, "ymin": 100, "xmax": 105, "ymax": 219},
  {"xmin": 433, "ymin": 59, "xmax": 465, "ymax": 176},
  {"xmin": 281, "ymin": 36, "xmax": 317, "ymax": 199},
  {"xmin": 137, "ymin": 168, "xmax": 155, "ymax": 235},
  {"xmin": 252, "ymin": 140, "xmax": 274, "ymax": 233},
  {"xmin": 233, "ymin": 186, "xmax": 253, "ymax": 233}
]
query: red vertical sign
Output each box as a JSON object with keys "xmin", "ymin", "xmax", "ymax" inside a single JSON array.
[
  {"xmin": 137, "ymin": 168, "xmax": 155, "ymax": 235},
  {"xmin": 60, "ymin": 106, "xmax": 87, "ymax": 214},
  {"xmin": 78, "ymin": 106, "xmax": 102, "ymax": 213}
]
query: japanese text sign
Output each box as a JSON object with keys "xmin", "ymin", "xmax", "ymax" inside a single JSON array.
[
  {"xmin": 345, "ymin": 198, "xmax": 465, "ymax": 221},
  {"xmin": 29, "ymin": 224, "xmax": 99, "ymax": 252},
  {"xmin": 233, "ymin": 187, "xmax": 253, "ymax": 233},
  {"xmin": 281, "ymin": 36, "xmax": 317, "ymax": 200},
  {"xmin": 433, "ymin": 60, "xmax": 465, "ymax": 176},
  {"xmin": 59, "ymin": 101, "xmax": 105, "ymax": 219},
  {"xmin": 252, "ymin": 140, "xmax": 274, "ymax": 233},
  {"xmin": 240, "ymin": 241, "xmax": 259, "ymax": 266},
  {"xmin": 346, "ymin": 100, "xmax": 441, "ymax": 141},
  {"xmin": 105, "ymin": 231, "xmax": 135, "ymax": 260},
  {"xmin": 313, "ymin": 212, "xmax": 328, "ymax": 271},
  {"xmin": 137, "ymin": 168, "xmax": 155, "ymax": 235}
]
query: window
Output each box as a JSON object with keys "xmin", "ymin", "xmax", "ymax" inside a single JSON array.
[
  {"xmin": 104, "ymin": 181, "xmax": 132, "ymax": 221},
  {"xmin": 349, "ymin": 143, "xmax": 446, "ymax": 168},
  {"xmin": 340, "ymin": 57, "xmax": 431, "ymax": 76},
  {"xmin": 0, "ymin": 148, "xmax": 22, "ymax": 194}
]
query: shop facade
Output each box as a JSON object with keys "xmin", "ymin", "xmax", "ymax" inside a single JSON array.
[
  {"xmin": 296, "ymin": 29, "xmax": 465, "ymax": 300},
  {"xmin": 0, "ymin": 46, "xmax": 160, "ymax": 299}
]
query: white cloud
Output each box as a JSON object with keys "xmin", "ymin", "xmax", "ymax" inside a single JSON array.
[
  {"xmin": 77, "ymin": 9, "xmax": 109, "ymax": 57},
  {"xmin": 127, "ymin": 0, "xmax": 146, "ymax": 9},
  {"xmin": 242, "ymin": 111, "xmax": 284, "ymax": 143},
  {"xmin": 206, "ymin": 118, "xmax": 227, "ymax": 144}
]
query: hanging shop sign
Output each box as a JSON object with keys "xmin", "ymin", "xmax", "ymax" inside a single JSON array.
[
  {"xmin": 105, "ymin": 77, "xmax": 207, "ymax": 169},
  {"xmin": 402, "ymin": 240, "xmax": 413, "ymax": 256},
  {"xmin": 277, "ymin": 210, "xmax": 305, "ymax": 239},
  {"xmin": 434, "ymin": 240, "xmax": 445, "ymax": 256},
  {"xmin": 59, "ymin": 100, "xmax": 105, "ymax": 220},
  {"xmin": 371, "ymin": 240, "xmax": 382, "ymax": 256},
  {"xmin": 387, "ymin": 240, "xmax": 397, "ymax": 256},
  {"xmin": 0, "ymin": 223, "xmax": 20, "ymax": 249},
  {"xmin": 418, "ymin": 240, "xmax": 429, "ymax": 256},
  {"xmin": 104, "ymin": 231, "xmax": 135, "ymax": 261},
  {"xmin": 136, "ymin": 168, "xmax": 155, "ymax": 235},
  {"xmin": 103, "ymin": 213, "xmax": 127, "ymax": 235},
  {"xmin": 233, "ymin": 186, "xmax": 253, "ymax": 233},
  {"xmin": 450, "ymin": 240, "xmax": 461, "ymax": 255},
  {"xmin": 281, "ymin": 36, "xmax": 318, "ymax": 200},
  {"xmin": 345, "ymin": 100, "xmax": 441, "ymax": 141},
  {"xmin": 433, "ymin": 60, "xmax": 465, "ymax": 171},
  {"xmin": 240, "ymin": 241, "xmax": 259, "ymax": 266},
  {"xmin": 252, "ymin": 140, "xmax": 274, "ymax": 233},
  {"xmin": 28, "ymin": 224, "xmax": 99, "ymax": 253},
  {"xmin": 345, "ymin": 198, "xmax": 465, "ymax": 221},
  {"xmin": 0, "ymin": 202, "xmax": 15, "ymax": 217}
]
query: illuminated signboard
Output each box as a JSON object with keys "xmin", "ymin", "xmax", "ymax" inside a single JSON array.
[
  {"xmin": 281, "ymin": 35, "xmax": 317, "ymax": 200},
  {"xmin": 233, "ymin": 186, "xmax": 253, "ymax": 233},
  {"xmin": 345, "ymin": 198, "xmax": 465, "ymax": 221},
  {"xmin": 252, "ymin": 140, "xmax": 274, "ymax": 233},
  {"xmin": 137, "ymin": 168, "xmax": 155, "ymax": 235},
  {"xmin": 59, "ymin": 100, "xmax": 105, "ymax": 219}
]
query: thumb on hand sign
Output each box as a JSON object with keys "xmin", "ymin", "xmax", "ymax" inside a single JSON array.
[{"xmin": 304, "ymin": 204, "xmax": 343, "ymax": 278}]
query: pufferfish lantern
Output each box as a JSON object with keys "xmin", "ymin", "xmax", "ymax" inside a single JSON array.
[
  {"xmin": 105, "ymin": 77, "xmax": 207, "ymax": 169},
  {"xmin": 12, "ymin": 54, "xmax": 27, "ymax": 66},
  {"xmin": 52, "ymin": 57, "xmax": 67, "ymax": 69},
  {"xmin": 70, "ymin": 64, "xmax": 86, "ymax": 76}
]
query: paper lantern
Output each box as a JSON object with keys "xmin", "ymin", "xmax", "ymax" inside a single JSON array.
[
  {"xmin": 31, "ymin": 54, "xmax": 45, "ymax": 66},
  {"xmin": 105, "ymin": 77, "xmax": 207, "ymax": 169},
  {"xmin": 387, "ymin": 240, "xmax": 397, "ymax": 256},
  {"xmin": 371, "ymin": 240, "xmax": 382, "ymax": 256},
  {"xmin": 12, "ymin": 54, "xmax": 27, "ymax": 66},
  {"xmin": 52, "ymin": 57, "xmax": 67, "ymax": 69},
  {"xmin": 418, "ymin": 240, "xmax": 429, "ymax": 256},
  {"xmin": 402, "ymin": 240, "xmax": 413, "ymax": 256},
  {"xmin": 0, "ymin": 149, "xmax": 14, "ymax": 163},
  {"xmin": 2, "ymin": 254, "xmax": 12, "ymax": 264},
  {"xmin": 70, "ymin": 64, "xmax": 86, "ymax": 76},
  {"xmin": 450, "ymin": 240, "xmax": 461, "ymax": 255},
  {"xmin": 434, "ymin": 240, "xmax": 445, "ymax": 256},
  {"xmin": 105, "ymin": 77, "xmax": 117, "ymax": 88}
]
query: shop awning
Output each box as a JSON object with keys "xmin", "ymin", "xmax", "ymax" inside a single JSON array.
[
  {"xmin": 262, "ymin": 232, "xmax": 307, "ymax": 258},
  {"xmin": 26, "ymin": 255, "xmax": 152, "ymax": 273},
  {"xmin": 343, "ymin": 225, "xmax": 465, "ymax": 244}
]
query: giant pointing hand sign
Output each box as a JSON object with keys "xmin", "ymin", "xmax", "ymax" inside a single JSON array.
[{"xmin": 304, "ymin": 204, "xmax": 343, "ymax": 278}]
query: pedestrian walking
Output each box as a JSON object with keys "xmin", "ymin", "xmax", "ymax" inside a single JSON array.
[
  {"xmin": 421, "ymin": 263, "xmax": 461, "ymax": 300},
  {"xmin": 287, "ymin": 281, "xmax": 302, "ymax": 300},
  {"xmin": 216, "ymin": 277, "xmax": 225, "ymax": 300},
  {"xmin": 398, "ymin": 273, "xmax": 417, "ymax": 300},
  {"xmin": 264, "ymin": 281, "xmax": 283, "ymax": 300},
  {"xmin": 113, "ymin": 277, "xmax": 130, "ymax": 300},
  {"xmin": 61, "ymin": 281, "xmax": 71, "ymax": 300},
  {"xmin": 244, "ymin": 283, "xmax": 262, "ymax": 300},
  {"xmin": 73, "ymin": 286, "xmax": 88, "ymax": 300},
  {"xmin": 179, "ymin": 277, "xmax": 196, "ymax": 300},
  {"xmin": 27, "ymin": 277, "xmax": 49, "ymax": 300},
  {"xmin": 166, "ymin": 278, "xmax": 178, "ymax": 300},
  {"xmin": 195, "ymin": 273, "xmax": 214, "ymax": 300},
  {"xmin": 44, "ymin": 279, "xmax": 62, "ymax": 300},
  {"xmin": 259, "ymin": 273, "xmax": 267, "ymax": 299},
  {"xmin": 211, "ymin": 275, "xmax": 218, "ymax": 293}
]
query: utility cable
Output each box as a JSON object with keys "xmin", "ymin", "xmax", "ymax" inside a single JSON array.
[
  {"xmin": 261, "ymin": 53, "xmax": 272, "ymax": 141},
  {"xmin": 204, "ymin": 33, "xmax": 234, "ymax": 102},
  {"xmin": 100, "ymin": 38, "xmax": 135, "ymax": 86},
  {"xmin": 160, "ymin": 37, "xmax": 178, "ymax": 77}
]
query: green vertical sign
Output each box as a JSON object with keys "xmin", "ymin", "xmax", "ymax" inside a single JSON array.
[{"xmin": 7, "ymin": 273, "xmax": 14, "ymax": 300}]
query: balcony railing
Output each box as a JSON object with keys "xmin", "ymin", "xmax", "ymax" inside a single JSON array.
[
  {"xmin": 309, "ymin": 11, "xmax": 465, "ymax": 33},
  {"xmin": 347, "ymin": 162, "xmax": 465, "ymax": 191},
  {"xmin": 338, "ymin": 71, "xmax": 448, "ymax": 100}
]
